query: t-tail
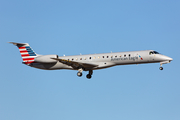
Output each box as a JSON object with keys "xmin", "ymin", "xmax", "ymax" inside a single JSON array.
[{"xmin": 9, "ymin": 42, "xmax": 38, "ymax": 64}]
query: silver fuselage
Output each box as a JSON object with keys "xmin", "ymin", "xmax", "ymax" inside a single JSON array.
[{"xmin": 29, "ymin": 50, "xmax": 173, "ymax": 71}]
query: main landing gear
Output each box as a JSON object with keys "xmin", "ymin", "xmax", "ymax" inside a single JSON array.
[
  {"xmin": 77, "ymin": 68, "xmax": 83, "ymax": 77},
  {"xmin": 77, "ymin": 68, "xmax": 93, "ymax": 79},
  {"xmin": 86, "ymin": 70, "xmax": 93, "ymax": 79},
  {"xmin": 77, "ymin": 72, "xmax": 82, "ymax": 77}
]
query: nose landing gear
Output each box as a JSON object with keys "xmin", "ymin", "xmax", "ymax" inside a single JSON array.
[
  {"xmin": 159, "ymin": 63, "xmax": 163, "ymax": 70},
  {"xmin": 159, "ymin": 67, "xmax": 163, "ymax": 70}
]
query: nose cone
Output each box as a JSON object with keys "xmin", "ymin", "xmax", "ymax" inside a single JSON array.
[
  {"xmin": 162, "ymin": 55, "xmax": 173, "ymax": 61},
  {"xmin": 168, "ymin": 57, "xmax": 173, "ymax": 61}
]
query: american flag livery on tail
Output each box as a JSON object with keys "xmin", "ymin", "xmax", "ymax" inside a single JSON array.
[{"xmin": 9, "ymin": 42, "xmax": 37, "ymax": 64}]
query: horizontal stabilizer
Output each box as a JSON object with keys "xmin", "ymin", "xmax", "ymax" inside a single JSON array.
[{"xmin": 8, "ymin": 42, "xmax": 27, "ymax": 46}]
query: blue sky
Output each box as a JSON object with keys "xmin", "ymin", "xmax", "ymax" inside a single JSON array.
[{"xmin": 0, "ymin": 0, "xmax": 180, "ymax": 120}]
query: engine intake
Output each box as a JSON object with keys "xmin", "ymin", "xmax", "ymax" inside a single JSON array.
[{"xmin": 34, "ymin": 55, "xmax": 58, "ymax": 63}]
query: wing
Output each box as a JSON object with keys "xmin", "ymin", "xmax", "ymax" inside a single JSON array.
[{"xmin": 51, "ymin": 58, "xmax": 98, "ymax": 70}]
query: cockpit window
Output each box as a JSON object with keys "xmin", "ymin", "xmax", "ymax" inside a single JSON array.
[
  {"xmin": 149, "ymin": 51, "xmax": 153, "ymax": 55},
  {"xmin": 149, "ymin": 51, "xmax": 160, "ymax": 55},
  {"xmin": 153, "ymin": 51, "xmax": 159, "ymax": 54}
]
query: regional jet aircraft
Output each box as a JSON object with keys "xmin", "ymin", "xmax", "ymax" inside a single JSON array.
[{"xmin": 9, "ymin": 42, "xmax": 173, "ymax": 79}]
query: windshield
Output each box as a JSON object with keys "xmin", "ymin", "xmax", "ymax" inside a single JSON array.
[
  {"xmin": 149, "ymin": 51, "xmax": 160, "ymax": 55},
  {"xmin": 153, "ymin": 51, "xmax": 159, "ymax": 54}
]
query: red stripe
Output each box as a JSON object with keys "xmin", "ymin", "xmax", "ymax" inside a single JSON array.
[
  {"xmin": 23, "ymin": 58, "xmax": 34, "ymax": 61},
  {"xmin": 20, "ymin": 50, "xmax": 28, "ymax": 53},
  {"xmin": 19, "ymin": 47, "xmax": 26, "ymax": 49},
  {"xmin": 21, "ymin": 54, "xmax": 30, "ymax": 57}
]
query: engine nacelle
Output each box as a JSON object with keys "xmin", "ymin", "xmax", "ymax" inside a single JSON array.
[{"xmin": 34, "ymin": 55, "xmax": 58, "ymax": 63}]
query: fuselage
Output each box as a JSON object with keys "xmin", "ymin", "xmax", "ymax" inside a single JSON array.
[{"xmin": 29, "ymin": 50, "xmax": 173, "ymax": 71}]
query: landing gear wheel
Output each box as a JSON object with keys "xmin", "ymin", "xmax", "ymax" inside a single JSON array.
[
  {"xmin": 77, "ymin": 72, "xmax": 82, "ymax": 77},
  {"xmin": 86, "ymin": 74, "xmax": 92, "ymax": 79},
  {"xmin": 159, "ymin": 67, "xmax": 163, "ymax": 70}
]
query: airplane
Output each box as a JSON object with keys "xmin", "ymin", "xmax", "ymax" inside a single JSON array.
[{"xmin": 9, "ymin": 42, "xmax": 173, "ymax": 79}]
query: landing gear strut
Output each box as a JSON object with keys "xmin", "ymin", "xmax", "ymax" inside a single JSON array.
[
  {"xmin": 159, "ymin": 63, "xmax": 163, "ymax": 70},
  {"xmin": 86, "ymin": 70, "xmax": 93, "ymax": 79}
]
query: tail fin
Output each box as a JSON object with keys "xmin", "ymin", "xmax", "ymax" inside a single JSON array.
[{"xmin": 9, "ymin": 42, "xmax": 37, "ymax": 64}]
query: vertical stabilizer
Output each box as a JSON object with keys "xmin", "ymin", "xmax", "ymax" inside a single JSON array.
[{"xmin": 9, "ymin": 42, "xmax": 37, "ymax": 64}]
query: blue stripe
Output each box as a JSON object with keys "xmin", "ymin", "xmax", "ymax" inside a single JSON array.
[
  {"xmin": 25, "ymin": 46, "xmax": 36, "ymax": 56},
  {"xmin": 29, "ymin": 53, "xmax": 36, "ymax": 56},
  {"xmin": 26, "ymin": 49, "xmax": 33, "ymax": 52},
  {"xmin": 25, "ymin": 47, "xmax": 33, "ymax": 51},
  {"xmin": 28, "ymin": 51, "xmax": 35, "ymax": 54},
  {"xmin": 26, "ymin": 48, "xmax": 32, "ymax": 51}
]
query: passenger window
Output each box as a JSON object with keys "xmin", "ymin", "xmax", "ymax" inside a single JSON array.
[
  {"xmin": 120, "ymin": 55, "xmax": 121, "ymax": 57},
  {"xmin": 111, "ymin": 56, "xmax": 113, "ymax": 58},
  {"xmin": 107, "ymin": 56, "xmax": 109, "ymax": 58},
  {"xmin": 129, "ymin": 54, "xmax": 131, "ymax": 57},
  {"xmin": 124, "ymin": 54, "xmax": 126, "ymax": 57},
  {"xmin": 84, "ymin": 57, "xmax": 86, "ymax": 60},
  {"xmin": 102, "ymin": 56, "xmax": 104, "ymax": 58},
  {"xmin": 115, "ymin": 55, "xmax": 117, "ymax": 58},
  {"xmin": 98, "ymin": 56, "xmax": 100, "ymax": 59},
  {"xmin": 72, "ymin": 58, "xmax": 74, "ymax": 61},
  {"xmin": 94, "ymin": 57, "xmax": 96, "ymax": 59},
  {"xmin": 89, "ymin": 57, "xmax": 91, "ymax": 59},
  {"xmin": 80, "ymin": 58, "xmax": 82, "ymax": 60}
]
